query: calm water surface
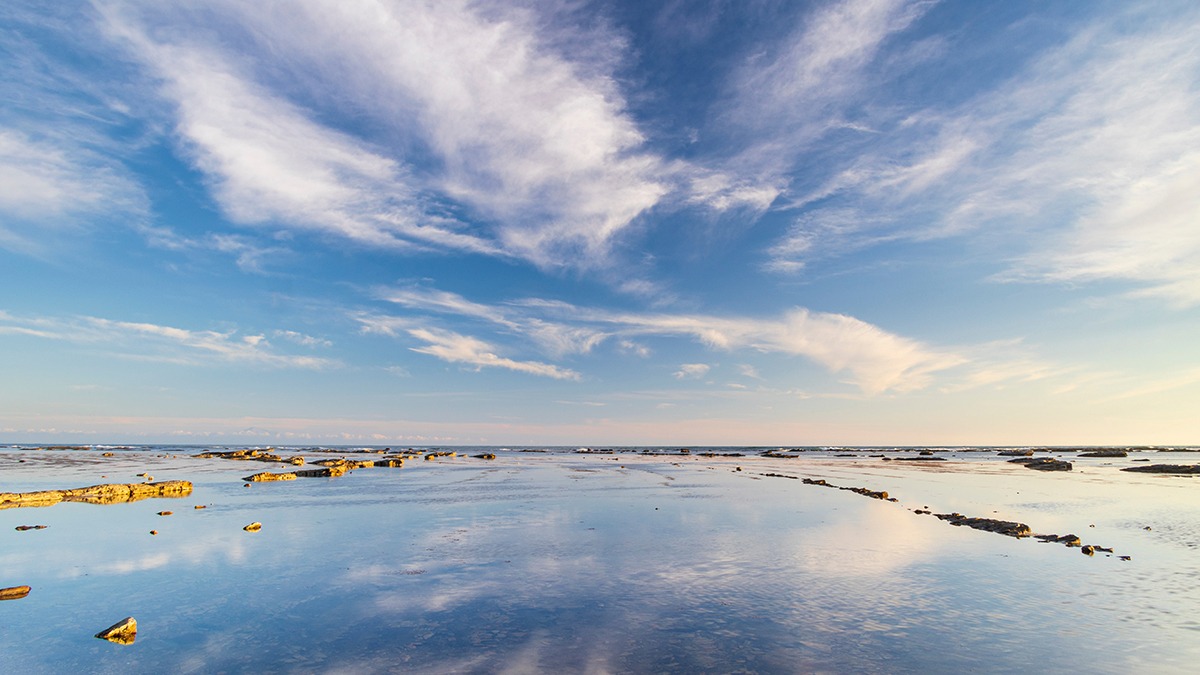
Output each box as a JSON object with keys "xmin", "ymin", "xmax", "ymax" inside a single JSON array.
[{"xmin": 1, "ymin": 446, "xmax": 1198, "ymax": 673}]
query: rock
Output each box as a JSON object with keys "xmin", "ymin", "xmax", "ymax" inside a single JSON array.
[
  {"xmin": 0, "ymin": 585, "xmax": 31, "ymax": 601},
  {"xmin": 150, "ymin": 530, "xmax": 158, "ymax": 535},
  {"xmin": 1081, "ymin": 545, "xmax": 1095, "ymax": 556},
  {"xmin": 998, "ymin": 449, "xmax": 1034, "ymax": 456},
  {"xmin": 0, "ymin": 481, "xmax": 193, "ymax": 510},
  {"xmin": 1078, "ymin": 449, "xmax": 1128, "ymax": 458},
  {"xmin": 101, "ymin": 452, "xmax": 115, "ymax": 457},
  {"xmin": 157, "ymin": 511, "xmax": 172, "ymax": 516},
  {"xmin": 1119, "ymin": 555, "xmax": 1132, "ymax": 561},
  {"xmin": 295, "ymin": 466, "xmax": 349, "ymax": 478},
  {"xmin": 15, "ymin": 525, "xmax": 48, "ymax": 531},
  {"xmin": 1035, "ymin": 533, "xmax": 1082, "ymax": 546},
  {"xmin": 194, "ymin": 505, "xmax": 207, "ymax": 509},
  {"xmin": 95, "ymin": 617, "xmax": 137, "ymax": 644},
  {"xmin": 934, "ymin": 513, "xmax": 1032, "ymax": 538},
  {"xmin": 242, "ymin": 471, "xmax": 298, "ymax": 482},
  {"xmin": 1121, "ymin": 464, "xmax": 1200, "ymax": 475},
  {"xmin": 243, "ymin": 522, "xmax": 262, "ymax": 532},
  {"xmin": 894, "ymin": 456, "xmax": 946, "ymax": 461},
  {"xmin": 375, "ymin": 458, "xmax": 406, "ymax": 467},
  {"xmin": 473, "ymin": 453, "xmax": 496, "ymax": 460}
]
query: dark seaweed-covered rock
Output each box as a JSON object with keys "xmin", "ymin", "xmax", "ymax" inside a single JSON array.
[
  {"xmin": 474, "ymin": 453, "xmax": 496, "ymax": 460},
  {"xmin": 934, "ymin": 513, "xmax": 1032, "ymax": 538},
  {"xmin": 1120, "ymin": 464, "xmax": 1200, "ymax": 475},
  {"xmin": 1009, "ymin": 457, "xmax": 1072, "ymax": 471},
  {"xmin": 1078, "ymin": 449, "xmax": 1128, "ymax": 458}
]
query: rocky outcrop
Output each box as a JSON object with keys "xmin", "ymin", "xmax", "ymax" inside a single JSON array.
[
  {"xmin": 474, "ymin": 453, "xmax": 497, "ymax": 460},
  {"xmin": 295, "ymin": 465, "xmax": 349, "ymax": 478},
  {"xmin": 1121, "ymin": 464, "xmax": 1200, "ymax": 475},
  {"xmin": 194, "ymin": 449, "xmax": 305, "ymax": 465},
  {"xmin": 312, "ymin": 459, "xmax": 374, "ymax": 469},
  {"xmin": 95, "ymin": 617, "xmax": 136, "ymax": 643},
  {"xmin": 1035, "ymin": 533, "xmax": 1081, "ymax": 546},
  {"xmin": 0, "ymin": 481, "xmax": 193, "ymax": 509},
  {"xmin": 998, "ymin": 449, "xmax": 1034, "ymax": 457},
  {"xmin": 425, "ymin": 451, "xmax": 457, "ymax": 460}
]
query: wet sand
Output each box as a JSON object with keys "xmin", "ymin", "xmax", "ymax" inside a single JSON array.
[{"xmin": 2, "ymin": 445, "xmax": 1199, "ymax": 673}]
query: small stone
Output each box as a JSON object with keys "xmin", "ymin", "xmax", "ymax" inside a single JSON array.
[
  {"xmin": 150, "ymin": 530, "xmax": 158, "ymax": 535},
  {"xmin": 1081, "ymin": 545, "xmax": 1095, "ymax": 556},
  {"xmin": 15, "ymin": 525, "xmax": 48, "ymax": 531},
  {"xmin": 157, "ymin": 511, "xmax": 172, "ymax": 516},
  {"xmin": 243, "ymin": 522, "xmax": 262, "ymax": 532},
  {"xmin": 1119, "ymin": 555, "xmax": 1132, "ymax": 561},
  {"xmin": 95, "ymin": 616, "xmax": 137, "ymax": 644},
  {"xmin": 0, "ymin": 585, "xmax": 32, "ymax": 601},
  {"xmin": 194, "ymin": 505, "xmax": 207, "ymax": 509}
]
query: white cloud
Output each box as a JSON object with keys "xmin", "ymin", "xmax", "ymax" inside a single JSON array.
[
  {"xmin": 674, "ymin": 363, "xmax": 711, "ymax": 380},
  {"xmin": 0, "ymin": 310, "xmax": 335, "ymax": 369},
  {"xmin": 406, "ymin": 327, "xmax": 580, "ymax": 381},
  {"xmin": 274, "ymin": 330, "xmax": 333, "ymax": 349}
]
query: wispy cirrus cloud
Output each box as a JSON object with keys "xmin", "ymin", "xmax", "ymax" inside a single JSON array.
[
  {"xmin": 0, "ymin": 310, "xmax": 334, "ymax": 368},
  {"xmin": 674, "ymin": 363, "xmax": 711, "ymax": 380},
  {"xmin": 0, "ymin": 129, "xmax": 145, "ymax": 254},
  {"xmin": 762, "ymin": 4, "xmax": 1200, "ymax": 307},
  {"xmin": 407, "ymin": 327, "xmax": 581, "ymax": 381},
  {"xmin": 377, "ymin": 286, "xmax": 964, "ymax": 395}
]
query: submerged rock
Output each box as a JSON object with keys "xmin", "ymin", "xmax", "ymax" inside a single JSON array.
[
  {"xmin": 95, "ymin": 617, "xmax": 137, "ymax": 644},
  {"xmin": 0, "ymin": 585, "xmax": 31, "ymax": 601}
]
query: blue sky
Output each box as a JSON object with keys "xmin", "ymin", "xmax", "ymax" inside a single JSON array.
[{"xmin": 2, "ymin": 0, "xmax": 1198, "ymax": 446}]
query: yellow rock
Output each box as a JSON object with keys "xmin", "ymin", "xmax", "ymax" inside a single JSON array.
[
  {"xmin": 243, "ymin": 522, "xmax": 262, "ymax": 532},
  {"xmin": 0, "ymin": 585, "xmax": 31, "ymax": 601},
  {"xmin": 95, "ymin": 616, "xmax": 137, "ymax": 644}
]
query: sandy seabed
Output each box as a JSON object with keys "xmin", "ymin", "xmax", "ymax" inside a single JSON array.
[{"xmin": 2, "ymin": 445, "xmax": 1199, "ymax": 674}]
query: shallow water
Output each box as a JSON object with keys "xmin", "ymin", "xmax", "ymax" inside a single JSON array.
[{"xmin": 2, "ymin": 446, "xmax": 1198, "ymax": 673}]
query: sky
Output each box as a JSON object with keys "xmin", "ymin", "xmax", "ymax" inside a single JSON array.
[{"xmin": 1, "ymin": 0, "xmax": 1198, "ymax": 447}]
